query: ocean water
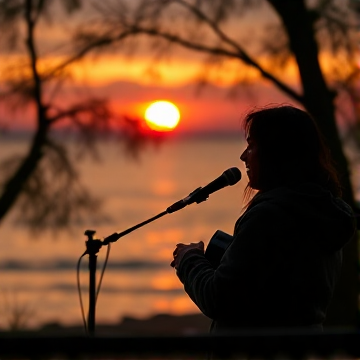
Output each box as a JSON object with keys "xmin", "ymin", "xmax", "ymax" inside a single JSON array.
[{"xmin": 0, "ymin": 136, "xmax": 248, "ymax": 329}]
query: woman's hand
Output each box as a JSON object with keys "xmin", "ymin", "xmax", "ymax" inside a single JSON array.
[{"xmin": 170, "ymin": 241, "xmax": 205, "ymax": 270}]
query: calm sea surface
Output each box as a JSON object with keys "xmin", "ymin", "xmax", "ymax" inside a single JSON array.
[{"xmin": 0, "ymin": 136, "xmax": 248, "ymax": 329}]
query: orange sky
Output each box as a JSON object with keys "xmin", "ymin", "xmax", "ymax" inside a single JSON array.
[
  {"xmin": 1, "ymin": 1, "xmax": 352, "ymax": 135},
  {"xmin": 0, "ymin": 51, "xmax": 297, "ymax": 135}
]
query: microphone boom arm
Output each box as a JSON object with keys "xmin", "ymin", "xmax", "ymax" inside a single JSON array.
[
  {"xmin": 103, "ymin": 186, "xmax": 208, "ymax": 245},
  {"xmin": 102, "ymin": 167, "xmax": 241, "ymax": 245},
  {"xmin": 102, "ymin": 211, "xmax": 168, "ymax": 245}
]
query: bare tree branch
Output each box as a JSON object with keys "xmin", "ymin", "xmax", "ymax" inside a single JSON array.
[
  {"xmin": 48, "ymin": 99, "xmax": 110, "ymax": 124},
  {"xmin": 25, "ymin": 0, "xmax": 43, "ymax": 112},
  {"xmin": 124, "ymin": 24, "xmax": 304, "ymax": 103},
  {"xmin": 46, "ymin": 30, "xmax": 135, "ymax": 79},
  {"xmin": 67, "ymin": 1, "xmax": 303, "ymax": 102}
]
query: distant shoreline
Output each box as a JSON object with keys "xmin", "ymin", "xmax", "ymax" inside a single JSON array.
[{"xmin": 3, "ymin": 313, "xmax": 212, "ymax": 336}]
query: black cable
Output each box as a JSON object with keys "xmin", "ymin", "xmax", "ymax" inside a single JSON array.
[
  {"xmin": 96, "ymin": 243, "xmax": 111, "ymax": 302},
  {"xmin": 77, "ymin": 251, "xmax": 88, "ymax": 336}
]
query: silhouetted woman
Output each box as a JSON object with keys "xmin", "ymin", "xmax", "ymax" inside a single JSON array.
[{"xmin": 171, "ymin": 105, "xmax": 355, "ymax": 333}]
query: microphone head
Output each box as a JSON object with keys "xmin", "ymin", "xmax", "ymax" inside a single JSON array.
[{"xmin": 223, "ymin": 167, "xmax": 242, "ymax": 186}]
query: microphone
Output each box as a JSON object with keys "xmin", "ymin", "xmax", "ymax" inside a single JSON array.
[{"xmin": 166, "ymin": 167, "xmax": 241, "ymax": 214}]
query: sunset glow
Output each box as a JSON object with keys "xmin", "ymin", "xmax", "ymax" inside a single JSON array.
[{"xmin": 144, "ymin": 101, "xmax": 181, "ymax": 131}]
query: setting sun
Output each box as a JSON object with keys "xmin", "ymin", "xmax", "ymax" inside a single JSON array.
[{"xmin": 144, "ymin": 100, "xmax": 181, "ymax": 131}]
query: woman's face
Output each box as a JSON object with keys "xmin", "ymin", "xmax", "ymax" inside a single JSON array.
[{"xmin": 240, "ymin": 136, "xmax": 261, "ymax": 190}]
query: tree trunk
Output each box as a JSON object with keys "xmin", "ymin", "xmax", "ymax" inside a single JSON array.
[
  {"xmin": 0, "ymin": 0, "xmax": 49, "ymax": 225},
  {"xmin": 0, "ymin": 127, "xmax": 47, "ymax": 223},
  {"xmin": 268, "ymin": 0, "xmax": 359, "ymax": 328}
]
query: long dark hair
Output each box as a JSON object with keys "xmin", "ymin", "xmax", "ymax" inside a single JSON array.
[{"xmin": 242, "ymin": 104, "xmax": 342, "ymax": 199}]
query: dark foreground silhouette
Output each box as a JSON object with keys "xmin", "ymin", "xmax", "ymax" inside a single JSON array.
[{"xmin": 1, "ymin": 315, "xmax": 359, "ymax": 360}]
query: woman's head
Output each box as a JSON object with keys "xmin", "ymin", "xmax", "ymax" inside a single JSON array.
[{"xmin": 240, "ymin": 105, "xmax": 341, "ymax": 196}]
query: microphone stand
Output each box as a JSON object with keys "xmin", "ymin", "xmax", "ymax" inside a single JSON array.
[
  {"xmin": 83, "ymin": 211, "xmax": 168, "ymax": 336},
  {"xmin": 82, "ymin": 185, "xmax": 211, "ymax": 336}
]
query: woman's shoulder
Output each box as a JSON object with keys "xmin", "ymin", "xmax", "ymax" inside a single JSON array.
[
  {"xmin": 234, "ymin": 196, "xmax": 281, "ymax": 234},
  {"xmin": 234, "ymin": 185, "xmax": 309, "ymax": 233}
]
